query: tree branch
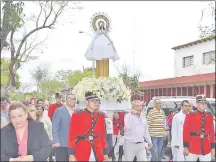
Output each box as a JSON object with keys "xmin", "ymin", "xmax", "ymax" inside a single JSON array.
[
  {"xmin": 43, "ymin": 1, "xmax": 53, "ymax": 26},
  {"xmin": 10, "ymin": 30, "xmax": 16, "ymax": 59},
  {"xmin": 36, "ymin": 2, "xmax": 43, "ymax": 28},
  {"xmin": 15, "ymin": 2, "xmax": 68, "ymax": 60}
]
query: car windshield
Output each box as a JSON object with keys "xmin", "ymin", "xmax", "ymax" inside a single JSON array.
[{"xmin": 148, "ymin": 99, "xmax": 196, "ymax": 109}]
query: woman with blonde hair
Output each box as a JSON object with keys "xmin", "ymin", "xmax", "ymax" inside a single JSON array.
[{"xmin": 0, "ymin": 101, "xmax": 52, "ymax": 161}]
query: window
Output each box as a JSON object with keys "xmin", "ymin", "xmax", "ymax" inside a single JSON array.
[
  {"xmin": 183, "ymin": 55, "xmax": 194, "ymax": 68},
  {"xmin": 203, "ymin": 51, "xmax": 215, "ymax": 65}
]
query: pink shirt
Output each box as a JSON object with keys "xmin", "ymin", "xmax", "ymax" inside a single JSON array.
[{"xmin": 15, "ymin": 121, "xmax": 28, "ymax": 156}]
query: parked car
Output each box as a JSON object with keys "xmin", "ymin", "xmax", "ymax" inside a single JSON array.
[
  {"xmin": 145, "ymin": 96, "xmax": 196, "ymax": 116},
  {"xmin": 145, "ymin": 96, "xmax": 215, "ymax": 116}
]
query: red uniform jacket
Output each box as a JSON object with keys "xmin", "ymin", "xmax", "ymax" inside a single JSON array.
[
  {"xmin": 113, "ymin": 112, "xmax": 125, "ymax": 135},
  {"xmin": 183, "ymin": 111, "xmax": 215, "ymax": 155},
  {"xmin": 68, "ymin": 108, "xmax": 107, "ymax": 162},
  {"xmin": 48, "ymin": 103, "xmax": 62, "ymax": 121}
]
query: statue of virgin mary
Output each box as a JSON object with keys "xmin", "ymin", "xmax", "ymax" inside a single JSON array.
[{"xmin": 85, "ymin": 24, "xmax": 120, "ymax": 62}]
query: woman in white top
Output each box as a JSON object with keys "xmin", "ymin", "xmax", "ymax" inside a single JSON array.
[
  {"xmin": 104, "ymin": 111, "xmax": 113, "ymax": 156},
  {"xmin": 36, "ymin": 105, "xmax": 53, "ymax": 141}
]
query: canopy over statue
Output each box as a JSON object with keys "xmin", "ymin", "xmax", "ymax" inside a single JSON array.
[{"xmin": 85, "ymin": 12, "xmax": 120, "ymax": 62}]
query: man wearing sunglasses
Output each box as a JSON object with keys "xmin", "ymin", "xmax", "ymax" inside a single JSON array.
[
  {"xmin": 183, "ymin": 94, "xmax": 215, "ymax": 161},
  {"xmin": 68, "ymin": 91, "xmax": 108, "ymax": 162}
]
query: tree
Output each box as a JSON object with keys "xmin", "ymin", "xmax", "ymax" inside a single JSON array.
[
  {"xmin": 55, "ymin": 69, "xmax": 73, "ymax": 83},
  {"xmin": 40, "ymin": 79, "xmax": 63, "ymax": 99},
  {"xmin": 31, "ymin": 64, "xmax": 49, "ymax": 92},
  {"xmin": 1, "ymin": 58, "xmax": 21, "ymax": 96},
  {"xmin": 66, "ymin": 68, "xmax": 94, "ymax": 86},
  {"xmin": 1, "ymin": 1, "xmax": 81, "ymax": 96},
  {"xmin": 115, "ymin": 63, "xmax": 144, "ymax": 97},
  {"xmin": 199, "ymin": 2, "xmax": 215, "ymax": 63}
]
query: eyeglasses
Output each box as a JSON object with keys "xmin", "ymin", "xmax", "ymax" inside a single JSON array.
[
  {"xmin": 183, "ymin": 104, "xmax": 191, "ymax": 107},
  {"xmin": 67, "ymin": 97, "xmax": 76, "ymax": 101}
]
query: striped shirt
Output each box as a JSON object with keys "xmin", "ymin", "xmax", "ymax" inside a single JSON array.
[{"xmin": 147, "ymin": 107, "xmax": 166, "ymax": 137}]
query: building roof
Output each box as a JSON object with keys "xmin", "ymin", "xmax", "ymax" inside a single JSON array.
[
  {"xmin": 139, "ymin": 72, "xmax": 215, "ymax": 87},
  {"xmin": 172, "ymin": 36, "xmax": 215, "ymax": 50}
]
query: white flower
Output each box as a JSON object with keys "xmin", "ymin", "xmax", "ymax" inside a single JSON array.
[{"xmin": 72, "ymin": 76, "xmax": 131, "ymax": 102}]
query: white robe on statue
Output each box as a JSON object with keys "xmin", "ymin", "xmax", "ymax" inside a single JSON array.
[{"xmin": 85, "ymin": 30, "xmax": 120, "ymax": 62}]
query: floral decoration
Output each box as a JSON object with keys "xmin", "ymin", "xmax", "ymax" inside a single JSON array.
[{"xmin": 72, "ymin": 76, "xmax": 131, "ymax": 102}]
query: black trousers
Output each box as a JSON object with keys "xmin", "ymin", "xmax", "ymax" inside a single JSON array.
[{"xmin": 55, "ymin": 147, "xmax": 69, "ymax": 161}]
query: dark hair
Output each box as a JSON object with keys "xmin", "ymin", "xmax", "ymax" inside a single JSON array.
[
  {"xmin": 65, "ymin": 94, "xmax": 75, "ymax": 100},
  {"xmin": 36, "ymin": 105, "xmax": 44, "ymax": 111},
  {"xmin": 36, "ymin": 99, "xmax": 44, "ymax": 105},
  {"xmin": 1, "ymin": 96, "xmax": 10, "ymax": 103},
  {"xmin": 181, "ymin": 100, "xmax": 190, "ymax": 106},
  {"xmin": 8, "ymin": 101, "xmax": 33, "ymax": 120}
]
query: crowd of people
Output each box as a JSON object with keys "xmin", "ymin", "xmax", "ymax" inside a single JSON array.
[{"xmin": 0, "ymin": 92, "xmax": 215, "ymax": 162}]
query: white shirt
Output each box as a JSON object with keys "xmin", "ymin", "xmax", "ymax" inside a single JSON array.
[
  {"xmin": 171, "ymin": 110, "xmax": 187, "ymax": 147},
  {"xmin": 105, "ymin": 118, "xmax": 113, "ymax": 134},
  {"xmin": 124, "ymin": 113, "xmax": 152, "ymax": 144},
  {"xmin": 65, "ymin": 105, "xmax": 74, "ymax": 117}
]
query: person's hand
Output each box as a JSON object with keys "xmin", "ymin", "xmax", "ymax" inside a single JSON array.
[
  {"xmin": 53, "ymin": 143, "xmax": 60, "ymax": 147},
  {"xmin": 183, "ymin": 147, "xmax": 189, "ymax": 156},
  {"xmin": 104, "ymin": 155, "xmax": 109, "ymax": 161},
  {"xmin": 211, "ymin": 148, "xmax": 215, "ymax": 159},
  {"xmin": 131, "ymin": 109, "xmax": 137, "ymax": 115},
  {"xmin": 148, "ymin": 143, "xmax": 153, "ymax": 149},
  {"xmin": 20, "ymin": 155, "xmax": 34, "ymax": 161},
  {"xmin": 69, "ymin": 155, "xmax": 77, "ymax": 162},
  {"xmin": 163, "ymin": 131, "xmax": 167, "ymax": 137},
  {"xmin": 174, "ymin": 146, "xmax": 179, "ymax": 149}
]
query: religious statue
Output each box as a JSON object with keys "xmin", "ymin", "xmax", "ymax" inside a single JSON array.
[{"xmin": 85, "ymin": 12, "xmax": 120, "ymax": 77}]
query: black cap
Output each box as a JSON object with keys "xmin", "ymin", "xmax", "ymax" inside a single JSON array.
[
  {"xmin": 55, "ymin": 92, "xmax": 62, "ymax": 98},
  {"xmin": 196, "ymin": 94, "xmax": 207, "ymax": 103},
  {"xmin": 85, "ymin": 91, "xmax": 99, "ymax": 100}
]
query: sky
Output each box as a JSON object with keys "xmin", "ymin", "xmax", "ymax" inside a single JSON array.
[{"xmin": 1, "ymin": 1, "xmax": 213, "ymax": 91}]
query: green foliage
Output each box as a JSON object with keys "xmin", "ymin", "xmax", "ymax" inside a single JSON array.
[
  {"xmin": 1, "ymin": 1, "xmax": 24, "ymax": 30},
  {"xmin": 0, "ymin": 58, "xmax": 21, "ymax": 89},
  {"xmin": 40, "ymin": 79, "xmax": 63, "ymax": 98},
  {"xmin": 199, "ymin": 2, "xmax": 215, "ymax": 39},
  {"xmin": 66, "ymin": 68, "xmax": 94, "ymax": 86}
]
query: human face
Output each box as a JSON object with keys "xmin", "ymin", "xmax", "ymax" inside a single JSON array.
[
  {"xmin": 66, "ymin": 94, "xmax": 76, "ymax": 107},
  {"xmin": 43, "ymin": 101, "xmax": 49, "ymax": 110},
  {"xmin": 37, "ymin": 100, "xmax": 44, "ymax": 106},
  {"xmin": 85, "ymin": 98, "xmax": 99, "ymax": 110},
  {"xmin": 181, "ymin": 102, "xmax": 191, "ymax": 114},
  {"xmin": 36, "ymin": 106, "xmax": 44, "ymax": 116},
  {"xmin": 9, "ymin": 107, "xmax": 28, "ymax": 129},
  {"xmin": 1, "ymin": 100, "xmax": 7, "ymax": 110},
  {"xmin": 154, "ymin": 100, "xmax": 161, "ymax": 110},
  {"xmin": 28, "ymin": 108, "xmax": 38, "ymax": 121},
  {"xmin": 197, "ymin": 101, "xmax": 207, "ymax": 112},
  {"xmin": 134, "ymin": 102, "xmax": 143, "ymax": 114},
  {"xmin": 56, "ymin": 97, "xmax": 62, "ymax": 104}
]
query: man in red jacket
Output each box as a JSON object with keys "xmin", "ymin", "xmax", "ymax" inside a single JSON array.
[
  {"xmin": 68, "ymin": 91, "xmax": 108, "ymax": 162},
  {"xmin": 48, "ymin": 93, "xmax": 63, "ymax": 121},
  {"xmin": 112, "ymin": 111, "xmax": 125, "ymax": 160},
  {"xmin": 183, "ymin": 94, "xmax": 215, "ymax": 161}
]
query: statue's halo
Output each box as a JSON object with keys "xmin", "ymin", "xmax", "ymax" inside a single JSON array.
[{"xmin": 90, "ymin": 12, "xmax": 111, "ymax": 33}]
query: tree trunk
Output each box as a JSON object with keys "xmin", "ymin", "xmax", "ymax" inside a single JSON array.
[{"xmin": 0, "ymin": 1, "xmax": 13, "ymax": 52}]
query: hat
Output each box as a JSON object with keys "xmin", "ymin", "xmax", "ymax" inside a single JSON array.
[
  {"xmin": 55, "ymin": 92, "xmax": 62, "ymax": 98},
  {"xmin": 196, "ymin": 94, "xmax": 207, "ymax": 102},
  {"xmin": 85, "ymin": 91, "xmax": 99, "ymax": 100}
]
